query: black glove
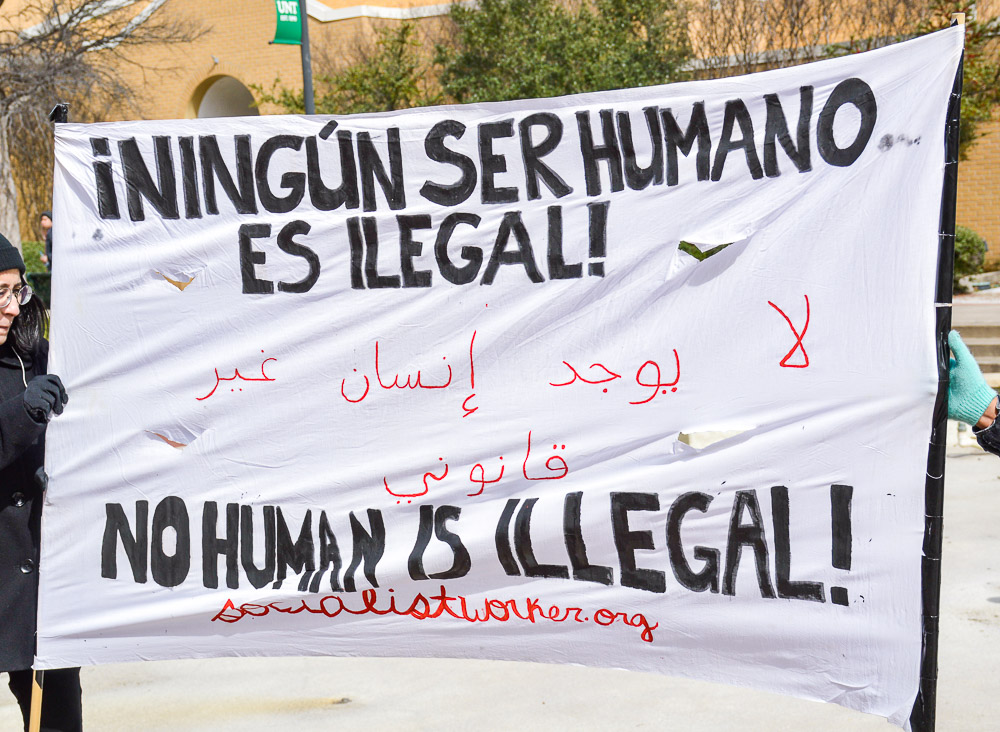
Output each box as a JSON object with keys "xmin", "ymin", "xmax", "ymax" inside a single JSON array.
[
  {"xmin": 22, "ymin": 374, "xmax": 68, "ymax": 424},
  {"xmin": 976, "ymin": 418, "xmax": 1000, "ymax": 458}
]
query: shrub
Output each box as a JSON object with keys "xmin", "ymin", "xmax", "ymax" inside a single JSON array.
[
  {"xmin": 19, "ymin": 241, "xmax": 50, "ymax": 306},
  {"xmin": 954, "ymin": 226, "xmax": 987, "ymax": 291},
  {"xmin": 21, "ymin": 240, "xmax": 45, "ymax": 272}
]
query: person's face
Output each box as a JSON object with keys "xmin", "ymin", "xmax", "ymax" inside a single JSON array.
[
  {"xmin": 40, "ymin": 215, "xmax": 52, "ymax": 233},
  {"xmin": 0, "ymin": 269, "xmax": 21, "ymax": 346}
]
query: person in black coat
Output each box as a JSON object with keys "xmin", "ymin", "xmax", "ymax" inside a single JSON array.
[{"xmin": 0, "ymin": 234, "xmax": 80, "ymax": 731}]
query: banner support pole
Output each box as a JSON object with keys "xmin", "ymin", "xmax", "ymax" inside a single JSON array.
[
  {"xmin": 49, "ymin": 104, "xmax": 68, "ymax": 124},
  {"xmin": 297, "ymin": 0, "xmax": 315, "ymax": 114},
  {"xmin": 910, "ymin": 14, "xmax": 964, "ymax": 732},
  {"xmin": 28, "ymin": 101, "xmax": 66, "ymax": 732},
  {"xmin": 28, "ymin": 669, "xmax": 44, "ymax": 732}
]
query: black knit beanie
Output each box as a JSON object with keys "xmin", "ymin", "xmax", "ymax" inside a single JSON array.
[{"xmin": 0, "ymin": 233, "xmax": 26, "ymax": 274}]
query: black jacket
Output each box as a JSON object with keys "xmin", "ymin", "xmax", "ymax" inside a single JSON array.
[{"xmin": 0, "ymin": 339, "xmax": 48, "ymax": 671}]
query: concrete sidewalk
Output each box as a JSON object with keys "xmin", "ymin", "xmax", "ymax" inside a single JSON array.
[{"xmin": 3, "ymin": 449, "xmax": 998, "ymax": 731}]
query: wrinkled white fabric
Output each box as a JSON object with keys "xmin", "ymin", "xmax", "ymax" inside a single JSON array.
[{"xmin": 38, "ymin": 27, "xmax": 963, "ymax": 728}]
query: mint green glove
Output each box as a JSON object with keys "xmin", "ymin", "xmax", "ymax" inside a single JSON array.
[{"xmin": 948, "ymin": 330, "xmax": 997, "ymax": 425}]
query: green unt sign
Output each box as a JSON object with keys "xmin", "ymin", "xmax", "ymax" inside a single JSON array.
[{"xmin": 272, "ymin": 0, "xmax": 302, "ymax": 45}]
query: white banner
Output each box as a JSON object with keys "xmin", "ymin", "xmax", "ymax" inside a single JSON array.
[{"xmin": 38, "ymin": 28, "xmax": 964, "ymax": 727}]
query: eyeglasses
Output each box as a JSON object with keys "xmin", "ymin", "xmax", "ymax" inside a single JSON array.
[{"xmin": 0, "ymin": 285, "xmax": 32, "ymax": 309}]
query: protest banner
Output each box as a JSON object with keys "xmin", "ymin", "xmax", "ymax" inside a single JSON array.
[{"xmin": 37, "ymin": 26, "xmax": 964, "ymax": 728}]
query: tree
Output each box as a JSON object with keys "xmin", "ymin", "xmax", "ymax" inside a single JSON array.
[
  {"xmin": 689, "ymin": 0, "xmax": 851, "ymax": 77},
  {"xmin": 866, "ymin": 1, "xmax": 999, "ymax": 157},
  {"xmin": 0, "ymin": 0, "xmax": 203, "ymax": 249},
  {"xmin": 253, "ymin": 20, "xmax": 442, "ymax": 116},
  {"xmin": 436, "ymin": 0, "xmax": 692, "ymax": 103},
  {"xmin": 689, "ymin": 0, "xmax": 999, "ymax": 157},
  {"xmin": 257, "ymin": 1, "xmax": 691, "ymax": 117}
]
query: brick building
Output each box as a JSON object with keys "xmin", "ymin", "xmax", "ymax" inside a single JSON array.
[
  {"xmin": 957, "ymin": 115, "xmax": 1000, "ymax": 265},
  {"xmin": 7, "ymin": 0, "xmax": 998, "ymax": 261},
  {"xmin": 109, "ymin": 0, "xmax": 452, "ymax": 120}
]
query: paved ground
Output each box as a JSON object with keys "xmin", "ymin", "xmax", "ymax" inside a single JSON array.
[
  {"xmin": 2, "ymin": 446, "xmax": 998, "ymax": 731},
  {"xmin": 953, "ymin": 293, "xmax": 1000, "ymax": 325}
]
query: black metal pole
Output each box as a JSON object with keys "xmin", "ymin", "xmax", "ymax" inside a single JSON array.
[
  {"xmin": 297, "ymin": 0, "xmax": 315, "ymax": 114},
  {"xmin": 910, "ymin": 25, "xmax": 964, "ymax": 732},
  {"xmin": 48, "ymin": 104, "xmax": 68, "ymax": 124}
]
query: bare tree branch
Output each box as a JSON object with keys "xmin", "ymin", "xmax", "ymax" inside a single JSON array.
[{"xmin": 0, "ymin": 0, "xmax": 205, "ymax": 247}]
